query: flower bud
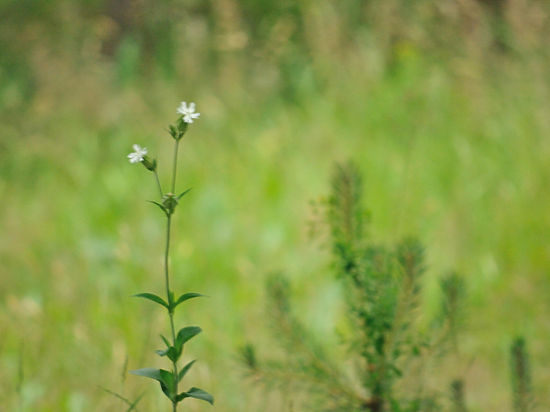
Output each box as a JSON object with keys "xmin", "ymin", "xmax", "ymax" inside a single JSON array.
[
  {"xmin": 168, "ymin": 121, "xmax": 187, "ymax": 141},
  {"xmin": 162, "ymin": 193, "xmax": 178, "ymax": 215},
  {"xmin": 176, "ymin": 117, "xmax": 188, "ymax": 138},
  {"xmin": 141, "ymin": 156, "xmax": 157, "ymax": 172}
]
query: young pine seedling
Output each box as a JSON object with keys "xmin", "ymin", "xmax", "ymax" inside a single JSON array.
[
  {"xmin": 126, "ymin": 101, "xmax": 213, "ymax": 411},
  {"xmin": 243, "ymin": 162, "xmax": 470, "ymax": 411}
]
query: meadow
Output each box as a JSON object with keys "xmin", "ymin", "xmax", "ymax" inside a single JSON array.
[{"xmin": 1, "ymin": 1, "xmax": 549, "ymax": 410}]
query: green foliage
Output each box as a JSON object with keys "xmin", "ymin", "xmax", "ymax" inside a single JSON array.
[
  {"xmin": 177, "ymin": 387, "xmax": 214, "ymax": 405},
  {"xmin": 176, "ymin": 326, "xmax": 202, "ymax": 347},
  {"xmin": 174, "ymin": 292, "xmax": 204, "ymax": 309},
  {"xmin": 178, "ymin": 360, "xmax": 197, "ymax": 382},
  {"xmin": 328, "ymin": 163, "xmax": 429, "ymax": 410},
  {"xmin": 240, "ymin": 344, "xmax": 258, "ymax": 372},
  {"xmin": 2, "ymin": 1, "xmax": 550, "ymax": 410},
  {"xmin": 243, "ymin": 163, "xmax": 543, "ymax": 412},
  {"xmin": 133, "ymin": 292, "xmax": 169, "ymax": 309}
]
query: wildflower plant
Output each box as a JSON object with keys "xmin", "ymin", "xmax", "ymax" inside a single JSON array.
[{"xmin": 127, "ymin": 102, "xmax": 213, "ymax": 411}]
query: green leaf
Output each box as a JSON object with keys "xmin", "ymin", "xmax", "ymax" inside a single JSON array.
[
  {"xmin": 159, "ymin": 369, "xmax": 176, "ymax": 401},
  {"xmin": 174, "ymin": 292, "xmax": 204, "ymax": 309},
  {"xmin": 178, "ymin": 360, "xmax": 196, "ymax": 382},
  {"xmin": 177, "ymin": 387, "xmax": 214, "ymax": 405},
  {"xmin": 176, "ymin": 326, "xmax": 202, "ymax": 348},
  {"xmin": 166, "ymin": 347, "xmax": 180, "ymax": 363},
  {"xmin": 133, "ymin": 293, "xmax": 169, "ymax": 309},
  {"xmin": 156, "ymin": 346, "xmax": 181, "ymax": 363},
  {"xmin": 131, "ymin": 368, "xmax": 176, "ymax": 401},
  {"xmin": 148, "ymin": 200, "xmax": 168, "ymax": 215},
  {"xmin": 157, "ymin": 335, "xmax": 182, "ymax": 362},
  {"xmin": 177, "ymin": 188, "xmax": 192, "ymax": 200},
  {"xmin": 130, "ymin": 368, "xmax": 162, "ymax": 381},
  {"xmin": 160, "ymin": 334, "xmax": 171, "ymax": 348}
]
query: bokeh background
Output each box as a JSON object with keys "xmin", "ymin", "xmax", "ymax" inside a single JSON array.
[{"xmin": 1, "ymin": 0, "xmax": 549, "ymax": 410}]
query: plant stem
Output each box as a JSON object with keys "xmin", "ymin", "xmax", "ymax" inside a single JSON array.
[
  {"xmin": 154, "ymin": 170, "xmax": 164, "ymax": 198},
  {"xmin": 166, "ymin": 137, "xmax": 181, "ymax": 411},
  {"xmin": 165, "ymin": 214, "xmax": 179, "ymax": 411},
  {"xmin": 164, "ymin": 216, "xmax": 172, "ymax": 305},
  {"xmin": 171, "ymin": 139, "xmax": 180, "ymax": 193}
]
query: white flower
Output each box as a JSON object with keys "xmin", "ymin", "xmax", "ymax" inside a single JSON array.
[
  {"xmin": 177, "ymin": 101, "xmax": 200, "ymax": 123},
  {"xmin": 127, "ymin": 144, "xmax": 148, "ymax": 163}
]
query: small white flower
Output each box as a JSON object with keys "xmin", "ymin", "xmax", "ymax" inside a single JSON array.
[
  {"xmin": 127, "ymin": 144, "xmax": 148, "ymax": 163},
  {"xmin": 177, "ymin": 101, "xmax": 200, "ymax": 123}
]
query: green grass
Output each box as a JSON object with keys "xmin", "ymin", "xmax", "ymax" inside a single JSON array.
[{"xmin": 1, "ymin": 3, "xmax": 550, "ymax": 410}]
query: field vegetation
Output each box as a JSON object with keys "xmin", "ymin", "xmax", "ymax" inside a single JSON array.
[{"xmin": 1, "ymin": 0, "xmax": 549, "ymax": 410}]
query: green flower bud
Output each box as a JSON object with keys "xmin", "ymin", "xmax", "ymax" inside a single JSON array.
[
  {"xmin": 176, "ymin": 118, "xmax": 188, "ymax": 139},
  {"xmin": 162, "ymin": 193, "xmax": 178, "ymax": 215},
  {"xmin": 168, "ymin": 120, "xmax": 188, "ymax": 141},
  {"xmin": 168, "ymin": 125, "xmax": 179, "ymax": 140},
  {"xmin": 141, "ymin": 156, "xmax": 157, "ymax": 172}
]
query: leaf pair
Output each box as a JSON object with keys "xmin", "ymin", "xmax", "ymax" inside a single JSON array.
[
  {"xmin": 130, "ymin": 364, "xmax": 213, "ymax": 405},
  {"xmin": 133, "ymin": 291, "xmax": 204, "ymax": 313},
  {"xmin": 148, "ymin": 188, "xmax": 192, "ymax": 216}
]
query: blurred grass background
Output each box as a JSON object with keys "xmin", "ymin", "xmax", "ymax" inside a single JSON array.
[{"xmin": 1, "ymin": 0, "xmax": 550, "ymax": 410}]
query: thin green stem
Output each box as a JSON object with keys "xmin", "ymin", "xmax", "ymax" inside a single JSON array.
[
  {"xmin": 171, "ymin": 139, "xmax": 180, "ymax": 193},
  {"xmin": 164, "ymin": 215, "xmax": 173, "ymax": 308},
  {"xmin": 170, "ymin": 311, "xmax": 178, "ymax": 412},
  {"xmin": 165, "ymin": 138, "xmax": 182, "ymax": 410},
  {"xmin": 164, "ymin": 215, "xmax": 179, "ymax": 411},
  {"xmin": 154, "ymin": 170, "xmax": 164, "ymax": 198}
]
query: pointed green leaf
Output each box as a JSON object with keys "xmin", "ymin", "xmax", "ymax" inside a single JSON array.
[
  {"xmin": 130, "ymin": 368, "xmax": 162, "ymax": 381},
  {"xmin": 131, "ymin": 368, "xmax": 176, "ymax": 401},
  {"xmin": 148, "ymin": 200, "xmax": 168, "ymax": 215},
  {"xmin": 177, "ymin": 387, "xmax": 214, "ymax": 405},
  {"xmin": 160, "ymin": 334, "xmax": 171, "ymax": 348},
  {"xmin": 133, "ymin": 293, "xmax": 169, "ymax": 309},
  {"xmin": 167, "ymin": 347, "xmax": 180, "ymax": 363},
  {"xmin": 178, "ymin": 360, "xmax": 196, "ymax": 382},
  {"xmin": 176, "ymin": 326, "xmax": 202, "ymax": 349},
  {"xmin": 159, "ymin": 369, "xmax": 176, "ymax": 400},
  {"xmin": 168, "ymin": 125, "xmax": 178, "ymax": 139},
  {"xmin": 155, "ymin": 346, "xmax": 181, "ymax": 363},
  {"xmin": 177, "ymin": 188, "xmax": 192, "ymax": 200},
  {"xmin": 155, "ymin": 348, "xmax": 169, "ymax": 357},
  {"xmin": 174, "ymin": 293, "xmax": 205, "ymax": 309}
]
